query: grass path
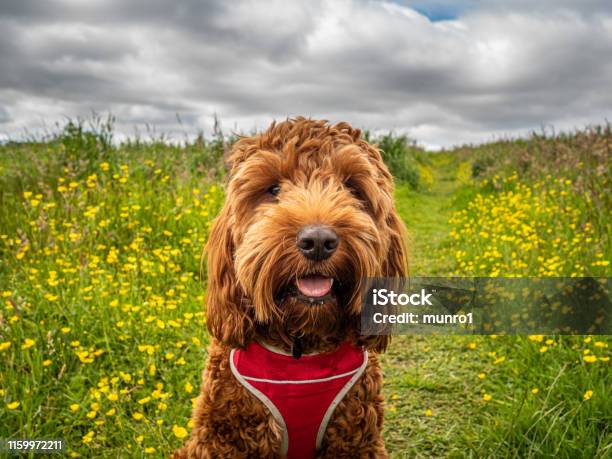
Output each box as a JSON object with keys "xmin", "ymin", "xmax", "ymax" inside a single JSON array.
[
  {"xmin": 383, "ymin": 155, "xmax": 484, "ymax": 457},
  {"xmin": 394, "ymin": 153, "xmax": 463, "ymax": 276}
]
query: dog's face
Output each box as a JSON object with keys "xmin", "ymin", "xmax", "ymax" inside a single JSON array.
[{"xmin": 206, "ymin": 118, "xmax": 407, "ymax": 350}]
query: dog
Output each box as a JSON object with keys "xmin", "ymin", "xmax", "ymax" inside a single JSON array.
[{"xmin": 174, "ymin": 118, "xmax": 407, "ymax": 458}]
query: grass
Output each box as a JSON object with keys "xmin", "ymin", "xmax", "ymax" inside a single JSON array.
[
  {"xmin": 0, "ymin": 133, "xmax": 222, "ymax": 457},
  {"xmin": 0, "ymin": 123, "xmax": 610, "ymax": 458},
  {"xmin": 386, "ymin": 150, "xmax": 611, "ymax": 458}
]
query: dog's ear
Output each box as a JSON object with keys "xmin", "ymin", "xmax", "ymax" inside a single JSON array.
[
  {"xmin": 360, "ymin": 202, "xmax": 409, "ymax": 353},
  {"xmin": 382, "ymin": 209, "xmax": 409, "ymax": 278},
  {"xmin": 205, "ymin": 205, "xmax": 254, "ymax": 348},
  {"xmin": 357, "ymin": 138, "xmax": 409, "ymax": 277}
]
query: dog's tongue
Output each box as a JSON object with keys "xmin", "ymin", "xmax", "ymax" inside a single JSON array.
[{"xmin": 297, "ymin": 276, "xmax": 333, "ymax": 298}]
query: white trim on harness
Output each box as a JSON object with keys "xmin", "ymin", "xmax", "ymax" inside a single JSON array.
[
  {"xmin": 315, "ymin": 351, "xmax": 368, "ymax": 449},
  {"xmin": 242, "ymin": 367, "xmax": 361, "ymax": 385},
  {"xmin": 229, "ymin": 349, "xmax": 289, "ymax": 456}
]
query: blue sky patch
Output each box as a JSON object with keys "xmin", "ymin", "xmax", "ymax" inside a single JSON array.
[{"xmin": 394, "ymin": 1, "xmax": 471, "ymax": 21}]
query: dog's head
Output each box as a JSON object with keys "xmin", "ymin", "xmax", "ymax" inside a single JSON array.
[{"xmin": 205, "ymin": 118, "xmax": 407, "ymax": 352}]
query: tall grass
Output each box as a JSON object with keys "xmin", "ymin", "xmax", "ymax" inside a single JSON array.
[
  {"xmin": 0, "ymin": 120, "xmax": 226, "ymax": 457},
  {"xmin": 443, "ymin": 126, "xmax": 611, "ymax": 458},
  {"xmin": 365, "ymin": 131, "xmax": 433, "ymax": 190}
]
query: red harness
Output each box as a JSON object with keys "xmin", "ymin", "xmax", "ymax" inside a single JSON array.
[{"xmin": 230, "ymin": 341, "xmax": 368, "ymax": 459}]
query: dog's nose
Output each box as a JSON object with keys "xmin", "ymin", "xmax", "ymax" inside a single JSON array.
[{"xmin": 297, "ymin": 225, "xmax": 338, "ymax": 261}]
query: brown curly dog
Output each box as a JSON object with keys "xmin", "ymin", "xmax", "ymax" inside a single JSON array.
[{"xmin": 174, "ymin": 118, "xmax": 407, "ymax": 458}]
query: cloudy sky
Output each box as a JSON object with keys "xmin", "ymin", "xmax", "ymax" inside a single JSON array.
[{"xmin": 1, "ymin": 0, "xmax": 611, "ymax": 149}]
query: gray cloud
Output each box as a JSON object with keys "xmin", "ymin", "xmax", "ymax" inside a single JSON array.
[
  {"xmin": 0, "ymin": 105, "xmax": 10, "ymax": 123},
  {"xmin": 0, "ymin": 0, "xmax": 611, "ymax": 149}
]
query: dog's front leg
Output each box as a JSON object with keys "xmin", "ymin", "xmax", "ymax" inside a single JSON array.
[{"xmin": 174, "ymin": 344, "xmax": 284, "ymax": 459}]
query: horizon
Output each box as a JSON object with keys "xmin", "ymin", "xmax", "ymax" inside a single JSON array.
[{"xmin": 1, "ymin": 114, "xmax": 608, "ymax": 152}]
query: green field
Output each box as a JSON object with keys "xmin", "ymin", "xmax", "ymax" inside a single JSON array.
[{"xmin": 1, "ymin": 121, "xmax": 610, "ymax": 458}]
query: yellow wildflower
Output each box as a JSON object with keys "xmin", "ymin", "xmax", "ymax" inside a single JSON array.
[
  {"xmin": 82, "ymin": 431, "xmax": 94, "ymax": 444},
  {"xmin": 172, "ymin": 425, "xmax": 188, "ymax": 439}
]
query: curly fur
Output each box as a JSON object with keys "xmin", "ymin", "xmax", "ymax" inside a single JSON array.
[{"xmin": 174, "ymin": 118, "xmax": 407, "ymax": 458}]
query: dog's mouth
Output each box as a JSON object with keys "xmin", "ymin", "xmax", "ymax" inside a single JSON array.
[
  {"xmin": 296, "ymin": 275, "xmax": 334, "ymax": 300},
  {"xmin": 276, "ymin": 274, "xmax": 339, "ymax": 304}
]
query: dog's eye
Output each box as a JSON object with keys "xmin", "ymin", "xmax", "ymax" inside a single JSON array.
[
  {"xmin": 345, "ymin": 180, "xmax": 374, "ymax": 213},
  {"xmin": 344, "ymin": 180, "xmax": 362, "ymax": 199},
  {"xmin": 267, "ymin": 185, "xmax": 281, "ymax": 196}
]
